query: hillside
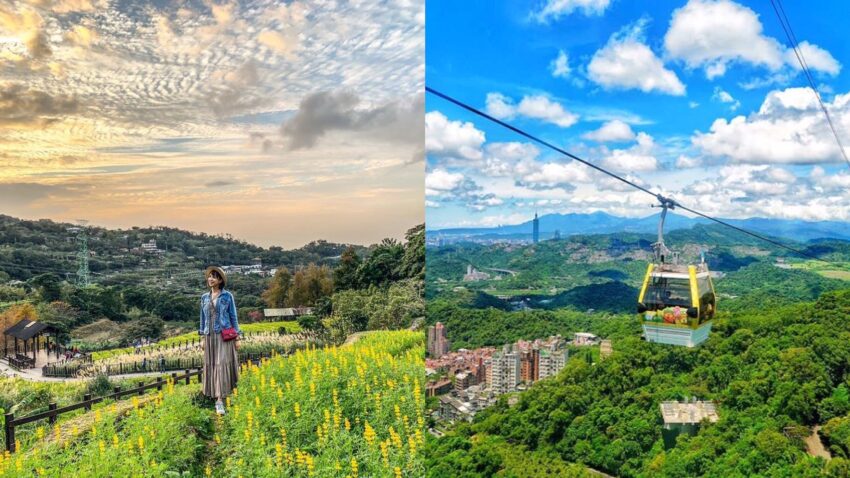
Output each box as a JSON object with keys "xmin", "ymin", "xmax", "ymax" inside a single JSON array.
[
  {"xmin": 426, "ymin": 289, "xmax": 850, "ymax": 477},
  {"xmin": 2, "ymin": 330, "xmax": 424, "ymax": 478},
  {"xmin": 0, "ymin": 213, "xmax": 368, "ymax": 285}
]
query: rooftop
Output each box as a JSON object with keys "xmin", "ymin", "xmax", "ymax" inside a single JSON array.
[{"xmin": 660, "ymin": 400, "xmax": 719, "ymax": 424}]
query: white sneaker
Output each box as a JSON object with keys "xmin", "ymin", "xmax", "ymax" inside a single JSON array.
[{"xmin": 215, "ymin": 400, "xmax": 225, "ymax": 415}]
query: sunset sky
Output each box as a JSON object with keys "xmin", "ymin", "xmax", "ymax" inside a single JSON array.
[{"xmin": 0, "ymin": 0, "xmax": 424, "ymax": 248}]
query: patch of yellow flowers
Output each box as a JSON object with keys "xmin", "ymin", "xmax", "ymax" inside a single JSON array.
[{"xmin": 219, "ymin": 331, "xmax": 425, "ymax": 477}]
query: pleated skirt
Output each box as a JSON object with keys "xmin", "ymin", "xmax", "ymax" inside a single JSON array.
[{"xmin": 203, "ymin": 332, "xmax": 239, "ymax": 399}]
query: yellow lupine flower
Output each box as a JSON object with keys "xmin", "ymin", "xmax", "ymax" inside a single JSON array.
[{"xmin": 350, "ymin": 457, "xmax": 359, "ymax": 478}]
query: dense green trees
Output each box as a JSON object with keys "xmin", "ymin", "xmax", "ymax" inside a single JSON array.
[{"xmin": 428, "ymin": 289, "xmax": 850, "ymax": 477}]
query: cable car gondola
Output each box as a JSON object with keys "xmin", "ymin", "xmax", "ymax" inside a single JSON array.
[{"xmin": 637, "ymin": 198, "xmax": 716, "ymax": 347}]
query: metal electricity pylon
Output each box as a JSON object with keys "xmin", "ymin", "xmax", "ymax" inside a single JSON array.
[{"xmin": 75, "ymin": 219, "xmax": 90, "ymax": 287}]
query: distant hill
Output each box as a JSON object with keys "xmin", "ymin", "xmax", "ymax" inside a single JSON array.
[
  {"xmin": 0, "ymin": 213, "xmax": 369, "ymax": 282},
  {"xmin": 428, "ymin": 211, "xmax": 850, "ymax": 242}
]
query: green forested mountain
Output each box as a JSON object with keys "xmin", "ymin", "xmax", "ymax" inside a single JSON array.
[
  {"xmin": 0, "ymin": 213, "xmax": 369, "ymax": 282},
  {"xmin": 0, "ymin": 215, "xmax": 425, "ymax": 350},
  {"xmin": 426, "ymin": 289, "xmax": 850, "ymax": 477}
]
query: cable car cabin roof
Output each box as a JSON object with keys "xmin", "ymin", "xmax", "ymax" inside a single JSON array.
[
  {"xmin": 650, "ymin": 262, "xmax": 710, "ymax": 277},
  {"xmin": 3, "ymin": 319, "xmax": 50, "ymax": 341}
]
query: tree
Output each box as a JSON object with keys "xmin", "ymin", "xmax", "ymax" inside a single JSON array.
[
  {"xmin": 262, "ymin": 267, "xmax": 292, "ymax": 308},
  {"xmin": 399, "ymin": 224, "xmax": 425, "ymax": 281},
  {"xmin": 357, "ymin": 238, "xmax": 405, "ymax": 288},
  {"xmin": 334, "ymin": 246, "xmax": 361, "ymax": 291},
  {"xmin": 289, "ymin": 264, "xmax": 333, "ymax": 307},
  {"xmin": 122, "ymin": 316, "xmax": 165, "ymax": 344},
  {"xmin": 29, "ymin": 273, "xmax": 62, "ymax": 302}
]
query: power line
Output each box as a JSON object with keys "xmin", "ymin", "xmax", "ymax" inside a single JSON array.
[
  {"xmin": 768, "ymin": 0, "xmax": 850, "ymax": 171},
  {"xmin": 426, "ymin": 86, "xmax": 837, "ymax": 264}
]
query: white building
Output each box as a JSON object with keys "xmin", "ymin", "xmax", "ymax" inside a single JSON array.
[
  {"xmin": 488, "ymin": 345, "xmax": 520, "ymax": 394},
  {"xmin": 538, "ymin": 348, "xmax": 567, "ymax": 380}
]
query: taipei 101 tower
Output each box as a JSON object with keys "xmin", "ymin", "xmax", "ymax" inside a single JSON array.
[{"xmin": 532, "ymin": 212, "xmax": 539, "ymax": 244}]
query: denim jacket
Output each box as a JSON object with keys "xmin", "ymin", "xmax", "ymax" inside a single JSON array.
[{"xmin": 199, "ymin": 289, "xmax": 242, "ymax": 336}]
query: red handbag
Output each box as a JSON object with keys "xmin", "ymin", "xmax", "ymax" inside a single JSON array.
[{"xmin": 221, "ymin": 327, "xmax": 238, "ymax": 342}]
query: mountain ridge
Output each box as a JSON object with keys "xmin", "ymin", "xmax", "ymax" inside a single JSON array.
[{"xmin": 428, "ymin": 211, "xmax": 850, "ymax": 242}]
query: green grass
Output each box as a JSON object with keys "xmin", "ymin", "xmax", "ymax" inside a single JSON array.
[{"xmin": 788, "ymin": 261, "xmax": 850, "ymax": 281}]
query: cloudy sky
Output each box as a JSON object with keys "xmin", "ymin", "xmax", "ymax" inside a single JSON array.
[
  {"xmin": 426, "ymin": 0, "xmax": 850, "ymax": 229},
  {"xmin": 0, "ymin": 0, "xmax": 424, "ymax": 248}
]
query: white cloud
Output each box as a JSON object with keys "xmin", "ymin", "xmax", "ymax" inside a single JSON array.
[
  {"xmin": 425, "ymin": 169, "xmax": 465, "ymax": 196},
  {"xmin": 517, "ymin": 161, "xmax": 591, "ymax": 190},
  {"xmin": 788, "ymin": 41, "xmax": 841, "ymax": 76},
  {"xmin": 485, "ymin": 92, "xmax": 579, "ymax": 127},
  {"xmin": 532, "ymin": 0, "xmax": 612, "ymax": 22},
  {"xmin": 550, "ymin": 50, "xmax": 571, "ymax": 78},
  {"xmin": 481, "ymin": 142, "xmax": 540, "ymax": 177},
  {"xmin": 665, "ymin": 0, "xmax": 841, "ymax": 79},
  {"xmin": 712, "ymin": 87, "xmax": 740, "ymax": 111},
  {"xmin": 689, "ymin": 101, "xmax": 700, "ymax": 109},
  {"xmin": 582, "ymin": 119, "xmax": 635, "ymax": 142},
  {"xmin": 587, "ymin": 21, "xmax": 685, "ymax": 95},
  {"xmin": 425, "ymin": 111, "xmax": 485, "ymax": 160},
  {"xmin": 600, "ymin": 132, "xmax": 659, "ymax": 172},
  {"xmin": 811, "ymin": 167, "xmax": 850, "ymax": 191},
  {"xmin": 675, "ymin": 155, "xmax": 701, "ymax": 168},
  {"xmin": 665, "ymin": 0, "xmax": 784, "ymax": 78},
  {"xmin": 693, "ymin": 86, "xmax": 850, "ymax": 164}
]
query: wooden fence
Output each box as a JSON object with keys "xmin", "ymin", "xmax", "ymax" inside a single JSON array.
[{"xmin": 5, "ymin": 352, "xmax": 275, "ymax": 453}]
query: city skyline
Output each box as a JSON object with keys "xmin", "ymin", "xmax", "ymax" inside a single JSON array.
[{"xmin": 0, "ymin": 0, "xmax": 424, "ymax": 248}]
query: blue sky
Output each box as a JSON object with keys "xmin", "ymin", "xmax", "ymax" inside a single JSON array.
[{"xmin": 425, "ymin": 0, "xmax": 850, "ymax": 229}]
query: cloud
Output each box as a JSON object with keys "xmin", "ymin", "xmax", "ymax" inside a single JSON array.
[
  {"xmin": 664, "ymin": 0, "xmax": 840, "ymax": 79},
  {"xmin": 425, "ymin": 169, "xmax": 504, "ymax": 211},
  {"xmin": 48, "ymin": 0, "xmax": 97, "ymax": 14},
  {"xmin": 206, "ymin": 180, "xmax": 235, "ymax": 187},
  {"xmin": 0, "ymin": 83, "xmax": 79, "ymax": 128},
  {"xmin": 258, "ymin": 30, "xmax": 298, "ymax": 59},
  {"xmin": 550, "ymin": 50, "xmax": 571, "ymax": 78},
  {"xmin": 425, "ymin": 111, "xmax": 485, "ymax": 161},
  {"xmin": 712, "ymin": 87, "xmax": 740, "ymax": 111},
  {"xmin": 693, "ymin": 86, "xmax": 850, "ymax": 164},
  {"xmin": 786, "ymin": 41, "xmax": 841, "ymax": 76},
  {"xmin": 281, "ymin": 90, "xmax": 424, "ymax": 150},
  {"xmin": 485, "ymin": 92, "xmax": 579, "ymax": 127},
  {"xmin": 532, "ymin": 0, "xmax": 612, "ymax": 22},
  {"xmin": 675, "ymin": 155, "xmax": 701, "ymax": 169},
  {"xmin": 587, "ymin": 20, "xmax": 685, "ymax": 95},
  {"xmin": 481, "ymin": 142, "xmax": 540, "ymax": 176},
  {"xmin": 516, "ymin": 161, "xmax": 591, "ymax": 190},
  {"xmin": 582, "ymin": 119, "xmax": 635, "ymax": 142},
  {"xmin": 206, "ymin": 61, "xmax": 265, "ymax": 118},
  {"xmin": 0, "ymin": 5, "xmax": 51, "ymax": 59},
  {"xmin": 600, "ymin": 132, "xmax": 659, "ymax": 172},
  {"xmin": 65, "ymin": 24, "xmax": 99, "ymax": 47}
]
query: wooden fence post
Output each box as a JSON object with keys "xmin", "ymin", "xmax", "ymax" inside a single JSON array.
[
  {"xmin": 138, "ymin": 381, "xmax": 144, "ymax": 396},
  {"xmin": 185, "ymin": 369, "xmax": 190, "ymax": 385},
  {"xmin": 83, "ymin": 394, "xmax": 92, "ymax": 411},
  {"xmin": 156, "ymin": 377, "xmax": 163, "ymax": 391},
  {"xmin": 48, "ymin": 403, "xmax": 57, "ymax": 425},
  {"xmin": 4, "ymin": 412, "xmax": 14, "ymax": 453}
]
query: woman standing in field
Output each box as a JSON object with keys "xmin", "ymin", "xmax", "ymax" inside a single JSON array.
[{"xmin": 199, "ymin": 266, "xmax": 242, "ymax": 415}]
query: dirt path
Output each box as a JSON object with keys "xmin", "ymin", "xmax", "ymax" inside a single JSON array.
[{"xmin": 805, "ymin": 425, "xmax": 832, "ymax": 460}]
